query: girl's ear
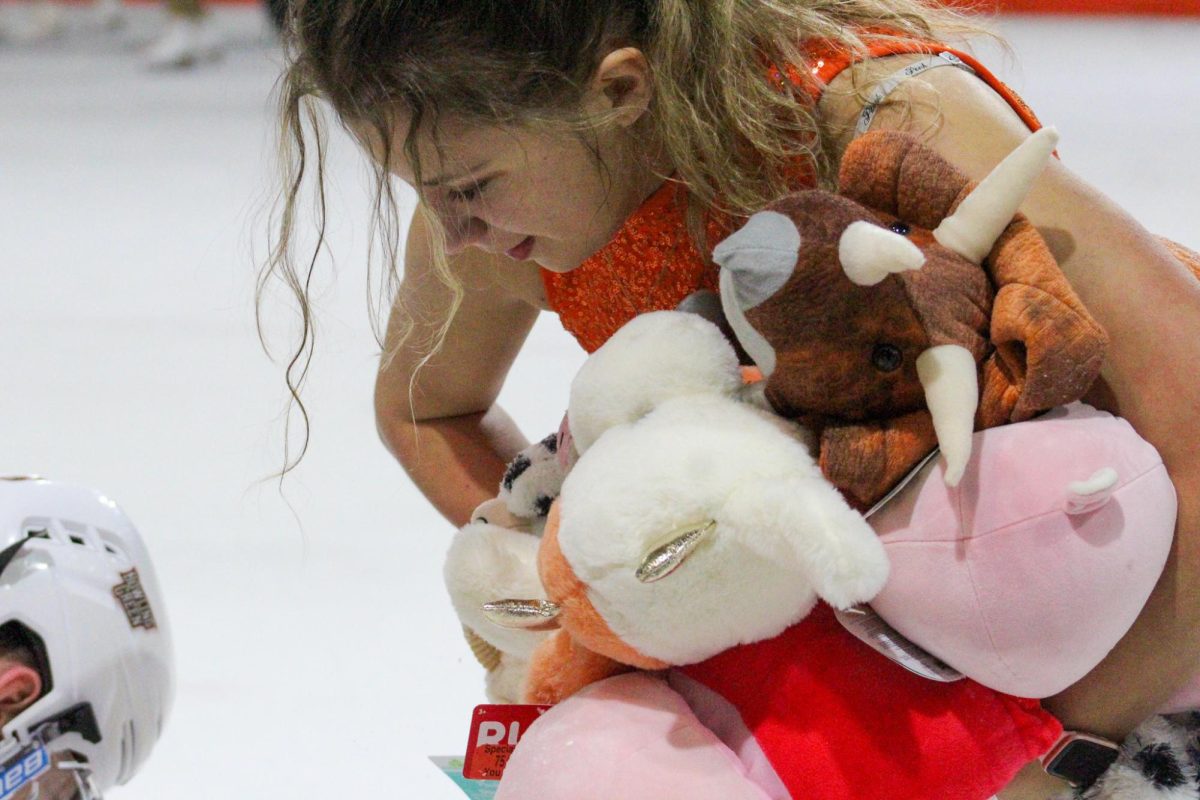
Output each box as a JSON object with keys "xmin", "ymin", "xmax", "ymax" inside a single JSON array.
[
  {"xmin": 588, "ymin": 47, "xmax": 654, "ymax": 127},
  {"xmin": 0, "ymin": 664, "xmax": 41, "ymax": 721}
]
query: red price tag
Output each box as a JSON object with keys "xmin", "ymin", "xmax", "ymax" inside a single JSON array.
[{"xmin": 462, "ymin": 704, "xmax": 551, "ymax": 781}]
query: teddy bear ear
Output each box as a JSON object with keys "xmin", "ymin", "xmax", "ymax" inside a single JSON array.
[
  {"xmin": 712, "ymin": 211, "xmax": 800, "ymax": 309},
  {"xmin": 712, "ymin": 211, "xmax": 800, "ymax": 378},
  {"xmin": 988, "ymin": 277, "xmax": 1107, "ymax": 423},
  {"xmin": 838, "ymin": 130, "xmax": 970, "ymax": 229},
  {"xmin": 567, "ymin": 311, "xmax": 742, "ymax": 453}
]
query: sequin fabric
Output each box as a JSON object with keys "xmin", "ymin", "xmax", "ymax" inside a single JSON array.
[
  {"xmin": 542, "ymin": 180, "xmax": 732, "ymax": 353},
  {"xmin": 541, "ymin": 38, "xmax": 1043, "ymax": 354}
]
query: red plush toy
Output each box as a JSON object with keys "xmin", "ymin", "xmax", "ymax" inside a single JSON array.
[{"xmin": 676, "ymin": 605, "xmax": 1060, "ymax": 799}]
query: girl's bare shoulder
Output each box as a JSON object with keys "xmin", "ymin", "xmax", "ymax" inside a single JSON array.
[{"xmin": 817, "ymin": 52, "xmax": 1034, "ymax": 177}]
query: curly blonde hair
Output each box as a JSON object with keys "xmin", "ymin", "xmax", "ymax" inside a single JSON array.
[{"xmin": 263, "ymin": 0, "xmax": 989, "ymax": 470}]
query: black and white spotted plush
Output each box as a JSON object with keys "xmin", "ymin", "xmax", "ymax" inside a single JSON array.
[
  {"xmin": 1063, "ymin": 713, "xmax": 1200, "ymax": 800},
  {"xmin": 499, "ymin": 433, "xmax": 567, "ymax": 522}
]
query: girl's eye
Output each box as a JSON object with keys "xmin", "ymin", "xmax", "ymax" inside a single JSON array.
[{"xmin": 446, "ymin": 179, "xmax": 490, "ymax": 203}]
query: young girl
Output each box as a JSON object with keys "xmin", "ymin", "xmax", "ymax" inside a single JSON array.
[{"xmin": 267, "ymin": 1, "xmax": 1200, "ymax": 796}]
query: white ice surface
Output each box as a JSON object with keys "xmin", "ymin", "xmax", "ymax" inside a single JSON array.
[{"xmin": 0, "ymin": 8, "xmax": 1197, "ymax": 799}]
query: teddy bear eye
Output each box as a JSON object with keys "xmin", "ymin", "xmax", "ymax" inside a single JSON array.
[
  {"xmin": 889, "ymin": 221, "xmax": 911, "ymax": 236},
  {"xmin": 871, "ymin": 344, "xmax": 903, "ymax": 372}
]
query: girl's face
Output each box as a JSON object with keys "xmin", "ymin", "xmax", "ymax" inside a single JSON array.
[
  {"xmin": 366, "ymin": 113, "xmax": 664, "ymax": 273},
  {"xmin": 354, "ymin": 47, "xmax": 664, "ymax": 273}
]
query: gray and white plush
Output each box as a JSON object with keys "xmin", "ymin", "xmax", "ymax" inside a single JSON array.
[
  {"xmin": 1065, "ymin": 714, "xmax": 1200, "ymax": 800},
  {"xmin": 498, "ymin": 433, "xmax": 566, "ymax": 524}
]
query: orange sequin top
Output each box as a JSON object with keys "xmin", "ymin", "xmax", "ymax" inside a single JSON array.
[{"xmin": 541, "ymin": 38, "xmax": 1043, "ymax": 353}]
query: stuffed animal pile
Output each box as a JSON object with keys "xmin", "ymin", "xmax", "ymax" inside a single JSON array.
[
  {"xmin": 441, "ymin": 127, "xmax": 1190, "ymax": 799},
  {"xmin": 474, "ymin": 310, "xmax": 1064, "ymax": 800}
]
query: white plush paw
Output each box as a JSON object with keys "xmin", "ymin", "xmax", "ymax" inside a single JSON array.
[
  {"xmin": 485, "ymin": 655, "xmax": 531, "ymax": 704},
  {"xmin": 793, "ymin": 487, "xmax": 890, "ymax": 610},
  {"xmin": 444, "ymin": 522, "xmax": 550, "ymax": 659},
  {"xmin": 808, "ymin": 529, "xmax": 891, "ymax": 611}
]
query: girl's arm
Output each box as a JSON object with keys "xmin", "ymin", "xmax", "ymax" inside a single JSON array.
[
  {"xmin": 374, "ymin": 208, "xmax": 543, "ymax": 528},
  {"xmin": 822, "ymin": 57, "xmax": 1200, "ymax": 796}
]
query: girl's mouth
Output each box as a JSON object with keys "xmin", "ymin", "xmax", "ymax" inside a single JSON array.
[{"xmin": 505, "ymin": 236, "xmax": 535, "ymax": 261}]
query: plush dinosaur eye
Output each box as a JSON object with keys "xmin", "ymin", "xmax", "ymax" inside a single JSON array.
[
  {"xmin": 889, "ymin": 221, "xmax": 911, "ymax": 236},
  {"xmin": 872, "ymin": 344, "xmax": 904, "ymax": 372}
]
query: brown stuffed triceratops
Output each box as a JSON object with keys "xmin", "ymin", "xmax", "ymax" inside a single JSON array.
[{"xmin": 714, "ymin": 127, "xmax": 1108, "ymax": 509}]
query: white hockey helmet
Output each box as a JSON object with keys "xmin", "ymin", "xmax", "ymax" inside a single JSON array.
[{"xmin": 0, "ymin": 476, "xmax": 174, "ymax": 799}]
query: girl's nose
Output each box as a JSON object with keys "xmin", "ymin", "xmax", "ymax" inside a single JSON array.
[{"xmin": 441, "ymin": 214, "xmax": 489, "ymax": 255}]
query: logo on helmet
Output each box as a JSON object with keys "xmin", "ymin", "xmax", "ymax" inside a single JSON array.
[
  {"xmin": 112, "ymin": 569, "xmax": 157, "ymax": 631},
  {"xmin": 0, "ymin": 744, "xmax": 49, "ymax": 800}
]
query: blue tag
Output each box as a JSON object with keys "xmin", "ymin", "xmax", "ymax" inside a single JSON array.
[
  {"xmin": 430, "ymin": 756, "xmax": 499, "ymax": 800},
  {"xmin": 0, "ymin": 744, "xmax": 50, "ymax": 800}
]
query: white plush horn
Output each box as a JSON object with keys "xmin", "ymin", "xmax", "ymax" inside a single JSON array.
[
  {"xmin": 932, "ymin": 127, "xmax": 1059, "ymax": 264},
  {"xmin": 915, "ymin": 345, "xmax": 979, "ymax": 486},
  {"xmin": 839, "ymin": 221, "xmax": 926, "ymax": 286},
  {"xmin": 482, "ymin": 599, "xmax": 561, "ymax": 630}
]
